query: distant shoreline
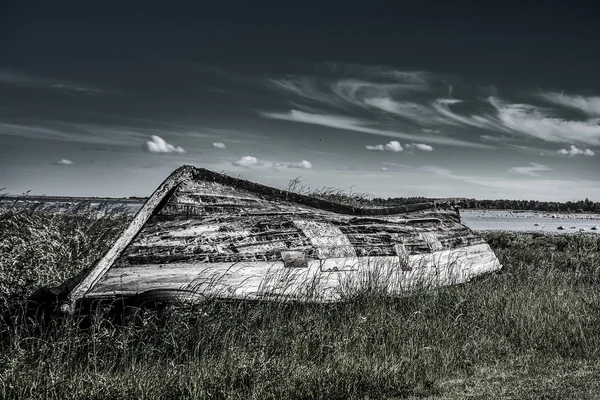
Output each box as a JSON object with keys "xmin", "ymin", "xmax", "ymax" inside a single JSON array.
[
  {"xmin": 462, "ymin": 209, "xmax": 600, "ymax": 220},
  {"xmin": 0, "ymin": 195, "xmax": 147, "ymax": 204}
]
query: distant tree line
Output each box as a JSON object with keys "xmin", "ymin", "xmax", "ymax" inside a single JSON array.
[
  {"xmin": 456, "ymin": 198, "xmax": 600, "ymax": 213},
  {"xmin": 369, "ymin": 197, "xmax": 600, "ymax": 213}
]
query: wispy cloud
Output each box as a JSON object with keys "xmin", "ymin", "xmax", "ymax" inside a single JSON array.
[
  {"xmin": 145, "ymin": 135, "xmax": 186, "ymax": 154},
  {"xmin": 539, "ymin": 92, "xmax": 600, "ymax": 117},
  {"xmin": 0, "ymin": 121, "xmax": 148, "ymax": 146},
  {"xmin": 260, "ymin": 109, "xmax": 491, "ymax": 148},
  {"xmin": 55, "ymin": 159, "xmax": 74, "ymax": 165},
  {"xmin": 431, "ymin": 98, "xmax": 506, "ymax": 131},
  {"xmin": 490, "ymin": 97, "xmax": 600, "ymax": 146},
  {"xmin": 270, "ymin": 77, "xmax": 342, "ymax": 108},
  {"xmin": 384, "ymin": 162, "xmax": 600, "ymax": 200},
  {"xmin": 363, "ymin": 97, "xmax": 443, "ymax": 125},
  {"xmin": 260, "ymin": 64, "xmax": 600, "ymax": 152},
  {"xmin": 0, "ymin": 68, "xmax": 104, "ymax": 95},
  {"xmin": 212, "ymin": 142, "xmax": 226, "ymax": 149},
  {"xmin": 509, "ymin": 162, "xmax": 552, "ymax": 177},
  {"xmin": 557, "ymin": 145, "xmax": 595, "ymax": 157}
]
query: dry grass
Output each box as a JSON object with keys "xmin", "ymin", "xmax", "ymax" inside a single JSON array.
[{"xmin": 1, "ymin": 206, "xmax": 600, "ymax": 399}]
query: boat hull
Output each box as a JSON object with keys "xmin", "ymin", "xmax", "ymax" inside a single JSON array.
[{"xmin": 66, "ymin": 165, "xmax": 502, "ymax": 306}]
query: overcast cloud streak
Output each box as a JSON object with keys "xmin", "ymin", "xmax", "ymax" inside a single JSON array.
[
  {"xmin": 0, "ymin": 68, "xmax": 105, "ymax": 95},
  {"xmin": 260, "ymin": 109, "xmax": 491, "ymax": 148},
  {"xmin": 262, "ymin": 65, "xmax": 600, "ymax": 151}
]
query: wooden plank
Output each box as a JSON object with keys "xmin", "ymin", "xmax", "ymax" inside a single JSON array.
[
  {"xmin": 86, "ymin": 243, "xmax": 500, "ymax": 302},
  {"xmin": 67, "ymin": 165, "xmax": 196, "ymax": 305}
]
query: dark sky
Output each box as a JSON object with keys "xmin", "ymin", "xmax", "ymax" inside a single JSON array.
[{"xmin": 1, "ymin": 1, "xmax": 600, "ymax": 200}]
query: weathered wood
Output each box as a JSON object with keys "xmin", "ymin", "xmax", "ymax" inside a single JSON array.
[
  {"xmin": 67, "ymin": 165, "xmax": 195, "ymax": 304},
  {"xmin": 83, "ymin": 243, "xmax": 500, "ymax": 302},
  {"xmin": 66, "ymin": 165, "xmax": 502, "ymax": 308}
]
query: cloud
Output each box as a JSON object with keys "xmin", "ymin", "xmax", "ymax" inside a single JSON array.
[
  {"xmin": 270, "ymin": 77, "xmax": 342, "ymax": 108},
  {"xmin": 557, "ymin": 145, "xmax": 595, "ymax": 157},
  {"xmin": 0, "ymin": 121, "xmax": 149, "ymax": 146},
  {"xmin": 509, "ymin": 162, "xmax": 552, "ymax": 177},
  {"xmin": 232, "ymin": 156, "xmax": 312, "ymax": 169},
  {"xmin": 259, "ymin": 64, "xmax": 600, "ymax": 150},
  {"xmin": 260, "ymin": 109, "xmax": 490, "ymax": 148},
  {"xmin": 232, "ymin": 155, "xmax": 260, "ymax": 167},
  {"xmin": 0, "ymin": 68, "xmax": 104, "ymax": 95},
  {"xmin": 274, "ymin": 160, "xmax": 313, "ymax": 169},
  {"xmin": 384, "ymin": 162, "xmax": 600, "ymax": 201},
  {"xmin": 539, "ymin": 92, "xmax": 600, "ymax": 117},
  {"xmin": 212, "ymin": 142, "xmax": 226, "ymax": 149},
  {"xmin": 263, "ymin": 67, "xmax": 500, "ymax": 133},
  {"xmin": 406, "ymin": 143, "xmax": 434, "ymax": 151},
  {"xmin": 431, "ymin": 98, "xmax": 507, "ymax": 131},
  {"xmin": 489, "ymin": 97, "xmax": 600, "ymax": 146},
  {"xmin": 365, "ymin": 141, "xmax": 403, "ymax": 152},
  {"xmin": 385, "ymin": 141, "xmax": 403, "ymax": 152},
  {"xmin": 364, "ymin": 97, "xmax": 443, "ymax": 125},
  {"xmin": 55, "ymin": 159, "xmax": 73, "ymax": 165},
  {"xmin": 145, "ymin": 135, "xmax": 186, "ymax": 154},
  {"xmin": 366, "ymin": 144, "xmax": 385, "ymax": 151}
]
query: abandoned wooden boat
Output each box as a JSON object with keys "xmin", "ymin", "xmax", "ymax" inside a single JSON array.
[{"xmin": 64, "ymin": 165, "xmax": 501, "ymax": 308}]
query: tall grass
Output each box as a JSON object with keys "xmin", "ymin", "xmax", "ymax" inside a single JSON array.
[{"xmin": 2, "ymin": 206, "xmax": 600, "ymax": 399}]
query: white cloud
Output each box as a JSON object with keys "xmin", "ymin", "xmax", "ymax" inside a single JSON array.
[
  {"xmin": 385, "ymin": 141, "xmax": 403, "ymax": 152},
  {"xmin": 539, "ymin": 92, "xmax": 600, "ymax": 117},
  {"xmin": 365, "ymin": 141, "xmax": 403, "ymax": 152},
  {"xmin": 380, "ymin": 167, "xmax": 389, "ymax": 171},
  {"xmin": 489, "ymin": 97, "xmax": 600, "ymax": 146},
  {"xmin": 232, "ymin": 156, "xmax": 312, "ymax": 169},
  {"xmin": 557, "ymin": 145, "xmax": 595, "ymax": 157},
  {"xmin": 233, "ymin": 155, "xmax": 260, "ymax": 167},
  {"xmin": 407, "ymin": 143, "xmax": 434, "ymax": 151},
  {"xmin": 56, "ymin": 159, "xmax": 73, "ymax": 165},
  {"xmin": 274, "ymin": 160, "xmax": 313, "ymax": 169},
  {"xmin": 212, "ymin": 142, "xmax": 226, "ymax": 149},
  {"xmin": 509, "ymin": 162, "xmax": 552, "ymax": 177},
  {"xmin": 145, "ymin": 135, "xmax": 186, "ymax": 154}
]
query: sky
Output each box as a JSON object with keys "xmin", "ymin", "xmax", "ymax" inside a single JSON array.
[{"xmin": 1, "ymin": 1, "xmax": 600, "ymax": 201}]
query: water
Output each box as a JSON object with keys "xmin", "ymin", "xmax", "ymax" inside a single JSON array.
[
  {"xmin": 0, "ymin": 198, "xmax": 144, "ymax": 217},
  {"xmin": 3, "ymin": 198, "xmax": 599, "ymax": 233},
  {"xmin": 461, "ymin": 210, "xmax": 600, "ymax": 234}
]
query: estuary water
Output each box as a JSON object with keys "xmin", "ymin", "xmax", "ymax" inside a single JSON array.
[
  {"xmin": 2, "ymin": 198, "xmax": 599, "ymax": 233},
  {"xmin": 461, "ymin": 210, "xmax": 600, "ymax": 234}
]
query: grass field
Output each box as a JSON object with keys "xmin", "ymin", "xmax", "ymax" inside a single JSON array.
[{"xmin": 2, "ymin": 207, "xmax": 600, "ymax": 399}]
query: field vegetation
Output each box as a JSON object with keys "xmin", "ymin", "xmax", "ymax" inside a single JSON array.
[{"xmin": 1, "ymin": 203, "xmax": 600, "ymax": 399}]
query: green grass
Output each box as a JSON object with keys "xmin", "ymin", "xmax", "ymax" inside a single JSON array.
[{"xmin": 2, "ymin": 209, "xmax": 600, "ymax": 399}]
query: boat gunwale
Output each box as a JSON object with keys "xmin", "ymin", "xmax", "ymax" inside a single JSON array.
[{"xmin": 187, "ymin": 167, "xmax": 457, "ymax": 217}]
